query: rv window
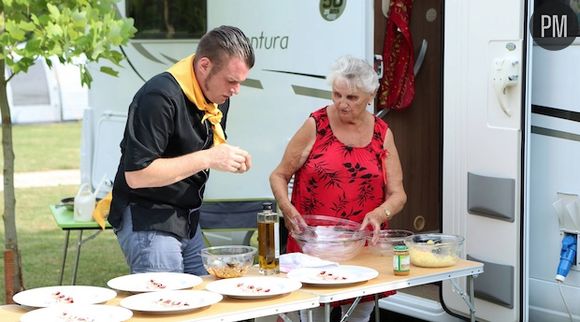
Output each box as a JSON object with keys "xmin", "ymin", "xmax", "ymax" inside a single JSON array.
[{"xmin": 126, "ymin": 0, "xmax": 207, "ymax": 39}]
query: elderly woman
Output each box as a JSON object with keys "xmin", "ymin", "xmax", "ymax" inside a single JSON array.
[{"xmin": 270, "ymin": 55, "xmax": 407, "ymax": 322}]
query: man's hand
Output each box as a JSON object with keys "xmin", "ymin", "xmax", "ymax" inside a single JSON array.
[
  {"xmin": 207, "ymin": 144, "xmax": 252, "ymax": 173},
  {"xmin": 235, "ymin": 153, "xmax": 252, "ymax": 173}
]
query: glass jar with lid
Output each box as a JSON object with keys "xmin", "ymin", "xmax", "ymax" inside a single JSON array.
[{"xmin": 393, "ymin": 245, "xmax": 410, "ymax": 276}]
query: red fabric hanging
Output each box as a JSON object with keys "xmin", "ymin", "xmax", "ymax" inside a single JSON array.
[{"xmin": 378, "ymin": 0, "xmax": 415, "ymax": 111}]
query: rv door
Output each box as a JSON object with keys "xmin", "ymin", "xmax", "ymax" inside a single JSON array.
[{"xmin": 442, "ymin": 1, "xmax": 532, "ymax": 321}]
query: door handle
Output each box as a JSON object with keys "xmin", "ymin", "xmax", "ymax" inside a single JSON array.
[
  {"xmin": 382, "ymin": 0, "xmax": 390, "ymax": 17},
  {"xmin": 374, "ymin": 54, "xmax": 384, "ymax": 78},
  {"xmin": 414, "ymin": 39, "xmax": 428, "ymax": 76},
  {"xmin": 492, "ymin": 57, "xmax": 519, "ymax": 117}
]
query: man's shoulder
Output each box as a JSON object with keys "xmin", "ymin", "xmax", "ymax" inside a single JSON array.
[
  {"xmin": 133, "ymin": 72, "xmax": 181, "ymax": 100},
  {"xmin": 145, "ymin": 72, "xmax": 180, "ymax": 92},
  {"xmin": 131, "ymin": 73, "xmax": 183, "ymax": 113}
]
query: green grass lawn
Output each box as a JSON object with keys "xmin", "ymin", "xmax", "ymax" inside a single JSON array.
[
  {"xmin": 0, "ymin": 186, "xmax": 128, "ymax": 303},
  {"xmin": 0, "ymin": 121, "xmax": 127, "ymax": 304},
  {"xmin": 0, "ymin": 121, "xmax": 82, "ymax": 172}
]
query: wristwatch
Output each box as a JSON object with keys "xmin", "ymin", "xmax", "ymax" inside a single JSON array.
[{"xmin": 384, "ymin": 208, "xmax": 393, "ymax": 221}]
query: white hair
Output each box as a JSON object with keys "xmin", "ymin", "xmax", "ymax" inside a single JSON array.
[{"xmin": 326, "ymin": 55, "xmax": 379, "ymax": 94}]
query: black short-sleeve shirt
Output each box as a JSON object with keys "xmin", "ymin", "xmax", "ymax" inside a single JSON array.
[{"xmin": 109, "ymin": 72, "xmax": 230, "ymax": 238}]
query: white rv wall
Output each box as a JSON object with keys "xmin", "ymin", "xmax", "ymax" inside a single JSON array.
[
  {"xmin": 85, "ymin": 0, "xmax": 374, "ymax": 197},
  {"xmin": 442, "ymin": 0, "xmax": 526, "ymax": 320},
  {"xmin": 205, "ymin": 0, "xmax": 372, "ymax": 199},
  {"xmin": 529, "ymin": 43, "xmax": 580, "ymax": 322}
]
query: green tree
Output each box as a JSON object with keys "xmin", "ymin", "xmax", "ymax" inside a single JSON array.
[{"xmin": 0, "ymin": 0, "xmax": 135, "ymax": 303}]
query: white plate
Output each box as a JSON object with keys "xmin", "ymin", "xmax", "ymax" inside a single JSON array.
[
  {"xmin": 287, "ymin": 265, "xmax": 379, "ymax": 285},
  {"xmin": 120, "ymin": 290, "xmax": 222, "ymax": 313},
  {"xmin": 107, "ymin": 272, "xmax": 203, "ymax": 293},
  {"xmin": 205, "ymin": 276, "xmax": 302, "ymax": 299},
  {"xmin": 20, "ymin": 304, "xmax": 132, "ymax": 322},
  {"xmin": 13, "ymin": 286, "xmax": 117, "ymax": 308}
]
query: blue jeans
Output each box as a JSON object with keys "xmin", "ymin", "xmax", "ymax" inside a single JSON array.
[{"xmin": 115, "ymin": 206, "xmax": 207, "ymax": 275}]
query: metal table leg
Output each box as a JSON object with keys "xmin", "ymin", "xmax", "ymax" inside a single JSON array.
[
  {"xmin": 451, "ymin": 276, "xmax": 478, "ymax": 321},
  {"xmin": 469, "ymin": 275, "xmax": 475, "ymax": 322},
  {"xmin": 324, "ymin": 303, "xmax": 331, "ymax": 322},
  {"xmin": 374, "ymin": 294, "xmax": 380, "ymax": 322},
  {"xmin": 71, "ymin": 229, "xmax": 103, "ymax": 285},
  {"xmin": 340, "ymin": 296, "xmax": 362, "ymax": 322},
  {"xmin": 71, "ymin": 230, "xmax": 84, "ymax": 285},
  {"xmin": 58, "ymin": 230, "xmax": 71, "ymax": 285}
]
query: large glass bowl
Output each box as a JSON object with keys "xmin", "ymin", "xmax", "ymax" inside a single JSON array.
[
  {"xmin": 201, "ymin": 245, "xmax": 257, "ymax": 278},
  {"xmin": 367, "ymin": 229, "xmax": 414, "ymax": 256},
  {"xmin": 290, "ymin": 215, "xmax": 367, "ymax": 262},
  {"xmin": 404, "ymin": 233, "xmax": 464, "ymax": 268}
]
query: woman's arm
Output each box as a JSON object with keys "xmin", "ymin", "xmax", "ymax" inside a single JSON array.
[
  {"xmin": 269, "ymin": 117, "xmax": 316, "ymax": 233},
  {"xmin": 380, "ymin": 128, "xmax": 407, "ymax": 217},
  {"xmin": 361, "ymin": 128, "xmax": 407, "ymax": 241}
]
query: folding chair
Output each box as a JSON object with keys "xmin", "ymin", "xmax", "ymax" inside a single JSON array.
[{"xmin": 199, "ymin": 199, "xmax": 277, "ymax": 247}]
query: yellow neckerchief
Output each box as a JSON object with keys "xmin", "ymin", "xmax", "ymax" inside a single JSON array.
[{"xmin": 167, "ymin": 54, "xmax": 227, "ymax": 146}]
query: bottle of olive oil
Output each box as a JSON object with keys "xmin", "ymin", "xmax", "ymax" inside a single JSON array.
[{"xmin": 257, "ymin": 202, "xmax": 280, "ymax": 275}]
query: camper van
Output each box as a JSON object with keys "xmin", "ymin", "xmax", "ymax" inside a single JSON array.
[
  {"xmin": 83, "ymin": 1, "xmax": 580, "ymax": 321},
  {"xmin": 6, "ymin": 57, "xmax": 87, "ymax": 123}
]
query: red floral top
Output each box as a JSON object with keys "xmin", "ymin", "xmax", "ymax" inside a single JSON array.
[{"xmin": 287, "ymin": 107, "xmax": 389, "ymax": 253}]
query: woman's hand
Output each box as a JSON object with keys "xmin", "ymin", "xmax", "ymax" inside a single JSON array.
[
  {"xmin": 282, "ymin": 207, "xmax": 308, "ymax": 235},
  {"xmin": 360, "ymin": 208, "xmax": 386, "ymax": 245}
]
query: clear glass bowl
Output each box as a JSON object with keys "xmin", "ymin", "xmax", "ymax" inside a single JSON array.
[
  {"xmin": 404, "ymin": 233, "xmax": 464, "ymax": 268},
  {"xmin": 201, "ymin": 245, "xmax": 257, "ymax": 278},
  {"xmin": 367, "ymin": 229, "xmax": 414, "ymax": 256},
  {"xmin": 290, "ymin": 215, "xmax": 368, "ymax": 262}
]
